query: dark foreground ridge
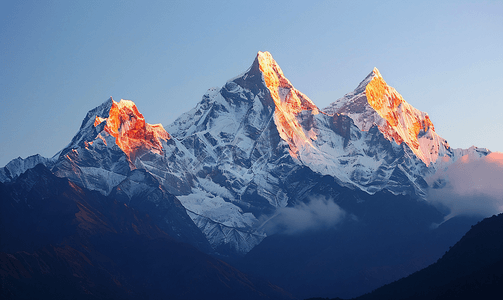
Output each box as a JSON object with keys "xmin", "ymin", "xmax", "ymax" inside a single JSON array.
[
  {"xmin": 357, "ymin": 212, "xmax": 503, "ymax": 300},
  {"xmin": 0, "ymin": 164, "xmax": 293, "ymax": 300},
  {"xmin": 307, "ymin": 212, "xmax": 503, "ymax": 300}
]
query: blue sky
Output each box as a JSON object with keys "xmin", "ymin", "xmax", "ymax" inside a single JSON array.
[{"xmin": 1, "ymin": 0, "xmax": 502, "ymax": 166}]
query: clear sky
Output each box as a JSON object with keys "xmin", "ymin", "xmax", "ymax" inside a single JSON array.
[{"xmin": 1, "ymin": 0, "xmax": 502, "ymax": 166}]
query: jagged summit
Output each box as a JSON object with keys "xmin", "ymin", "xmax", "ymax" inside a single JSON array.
[
  {"xmin": 65, "ymin": 97, "xmax": 170, "ymax": 162},
  {"xmin": 323, "ymin": 67, "xmax": 449, "ymax": 166},
  {"xmin": 256, "ymin": 51, "xmax": 320, "ymax": 157},
  {"xmin": 253, "ymin": 53, "xmax": 449, "ymax": 166},
  {"xmin": 352, "ymin": 68, "xmax": 378, "ymax": 95},
  {"xmin": 92, "ymin": 98, "xmax": 170, "ymax": 161},
  {"xmin": 45, "ymin": 97, "xmax": 173, "ymax": 195}
]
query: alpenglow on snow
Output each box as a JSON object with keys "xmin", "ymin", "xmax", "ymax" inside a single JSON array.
[{"xmin": 0, "ymin": 51, "xmax": 491, "ymax": 255}]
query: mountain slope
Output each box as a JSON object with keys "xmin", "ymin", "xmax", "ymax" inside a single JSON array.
[
  {"xmin": 324, "ymin": 68, "xmax": 448, "ymax": 166},
  {"xmin": 356, "ymin": 213, "xmax": 503, "ymax": 300},
  {"xmin": 235, "ymin": 188, "xmax": 482, "ymax": 299},
  {"xmin": 0, "ymin": 164, "xmax": 293, "ymax": 300}
]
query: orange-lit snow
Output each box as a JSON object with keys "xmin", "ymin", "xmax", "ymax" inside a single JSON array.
[
  {"xmin": 257, "ymin": 51, "xmax": 319, "ymax": 158},
  {"xmin": 366, "ymin": 68, "xmax": 443, "ymax": 165},
  {"xmin": 93, "ymin": 99, "xmax": 170, "ymax": 161}
]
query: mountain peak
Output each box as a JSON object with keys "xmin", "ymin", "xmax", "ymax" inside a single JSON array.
[
  {"xmin": 372, "ymin": 67, "xmax": 381, "ymax": 76},
  {"xmin": 256, "ymin": 51, "xmax": 277, "ymax": 66},
  {"xmin": 324, "ymin": 69, "xmax": 448, "ymax": 166},
  {"xmin": 256, "ymin": 51, "xmax": 292, "ymax": 93},
  {"xmin": 364, "ymin": 69, "xmax": 439, "ymax": 160},
  {"xmin": 255, "ymin": 51, "xmax": 319, "ymax": 157},
  {"xmin": 92, "ymin": 98, "xmax": 170, "ymax": 161}
]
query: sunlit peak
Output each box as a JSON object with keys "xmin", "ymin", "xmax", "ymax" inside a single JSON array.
[
  {"xmin": 372, "ymin": 67, "xmax": 382, "ymax": 78},
  {"xmin": 257, "ymin": 51, "xmax": 285, "ymax": 77},
  {"xmin": 364, "ymin": 69, "xmax": 440, "ymax": 165},
  {"xmin": 91, "ymin": 98, "xmax": 170, "ymax": 161},
  {"xmin": 256, "ymin": 51, "xmax": 319, "ymax": 158},
  {"xmin": 115, "ymin": 99, "xmax": 136, "ymax": 109}
]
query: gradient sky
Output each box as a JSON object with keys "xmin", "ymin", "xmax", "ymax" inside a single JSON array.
[{"xmin": 1, "ymin": 0, "xmax": 502, "ymax": 166}]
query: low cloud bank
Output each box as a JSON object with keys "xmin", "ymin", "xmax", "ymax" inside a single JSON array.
[
  {"xmin": 259, "ymin": 196, "xmax": 346, "ymax": 235},
  {"xmin": 427, "ymin": 152, "xmax": 503, "ymax": 221}
]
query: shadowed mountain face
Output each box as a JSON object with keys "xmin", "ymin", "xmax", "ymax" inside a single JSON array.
[
  {"xmin": 0, "ymin": 165, "xmax": 293, "ymax": 300},
  {"xmin": 235, "ymin": 181, "xmax": 481, "ymax": 299}
]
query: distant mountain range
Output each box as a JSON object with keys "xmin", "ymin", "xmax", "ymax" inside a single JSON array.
[{"xmin": 1, "ymin": 51, "xmax": 501, "ymax": 299}]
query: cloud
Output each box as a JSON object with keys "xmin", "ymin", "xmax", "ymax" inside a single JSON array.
[
  {"xmin": 258, "ymin": 196, "xmax": 346, "ymax": 235},
  {"xmin": 426, "ymin": 152, "xmax": 503, "ymax": 221}
]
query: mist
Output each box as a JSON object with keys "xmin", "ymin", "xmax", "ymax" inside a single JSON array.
[
  {"xmin": 427, "ymin": 152, "xmax": 503, "ymax": 221},
  {"xmin": 259, "ymin": 196, "xmax": 346, "ymax": 235}
]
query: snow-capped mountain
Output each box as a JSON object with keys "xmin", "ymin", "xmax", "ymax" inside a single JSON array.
[
  {"xmin": 0, "ymin": 51, "xmax": 491, "ymax": 256},
  {"xmin": 0, "ymin": 154, "xmax": 54, "ymax": 183},
  {"xmin": 324, "ymin": 68, "xmax": 448, "ymax": 166},
  {"xmin": 159, "ymin": 52, "xmax": 491, "ymax": 254}
]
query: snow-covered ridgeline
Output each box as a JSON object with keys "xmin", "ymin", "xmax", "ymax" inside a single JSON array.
[{"xmin": 0, "ymin": 51, "xmax": 494, "ymax": 256}]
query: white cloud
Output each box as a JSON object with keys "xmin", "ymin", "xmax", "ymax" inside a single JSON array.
[
  {"xmin": 427, "ymin": 152, "xmax": 503, "ymax": 221},
  {"xmin": 259, "ymin": 196, "xmax": 346, "ymax": 235}
]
